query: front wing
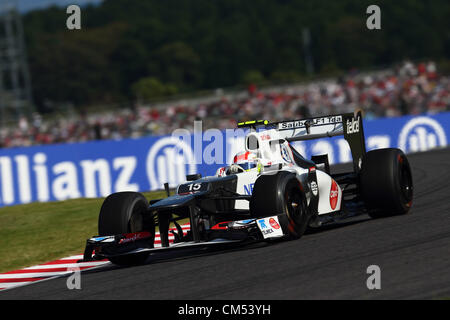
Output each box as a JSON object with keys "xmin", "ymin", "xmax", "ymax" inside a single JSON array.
[{"xmin": 81, "ymin": 215, "xmax": 287, "ymax": 262}]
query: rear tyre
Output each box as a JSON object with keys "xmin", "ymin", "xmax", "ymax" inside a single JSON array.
[
  {"xmin": 250, "ymin": 172, "xmax": 310, "ymax": 239},
  {"xmin": 360, "ymin": 148, "xmax": 413, "ymax": 218},
  {"xmin": 98, "ymin": 192, "xmax": 154, "ymax": 266}
]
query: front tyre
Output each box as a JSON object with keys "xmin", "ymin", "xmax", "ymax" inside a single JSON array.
[
  {"xmin": 250, "ymin": 172, "xmax": 310, "ymax": 239},
  {"xmin": 360, "ymin": 148, "xmax": 413, "ymax": 218},
  {"xmin": 98, "ymin": 192, "xmax": 154, "ymax": 266}
]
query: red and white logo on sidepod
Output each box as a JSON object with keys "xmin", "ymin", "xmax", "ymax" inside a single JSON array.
[{"xmin": 330, "ymin": 180, "xmax": 338, "ymax": 210}]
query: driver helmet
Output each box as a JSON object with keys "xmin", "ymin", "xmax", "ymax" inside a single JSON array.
[{"xmin": 232, "ymin": 151, "xmax": 258, "ymax": 171}]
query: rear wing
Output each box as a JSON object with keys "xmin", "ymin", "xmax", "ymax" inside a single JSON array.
[
  {"xmin": 238, "ymin": 111, "xmax": 366, "ymax": 172},
  {"xmin": 278, "ymin": 111, "xmax": 366, "ymax": 172}
]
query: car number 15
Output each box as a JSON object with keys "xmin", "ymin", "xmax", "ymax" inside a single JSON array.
[{"xmin": 188, "ymin": 183, "xmax": 202, "ymax": 191}]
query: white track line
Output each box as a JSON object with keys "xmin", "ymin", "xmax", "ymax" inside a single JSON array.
[
  {"xmin": 0, "ymin": 271, "xmax": 75, "ymax": 279},
  {"xmin": 22, "ymin": 261, "xmax": 109, "ymax": 270}
]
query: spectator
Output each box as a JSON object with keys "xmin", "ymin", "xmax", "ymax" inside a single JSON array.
[{"xmin": 0, "ymin": 60, "xmax": 448, "ymax": 148}]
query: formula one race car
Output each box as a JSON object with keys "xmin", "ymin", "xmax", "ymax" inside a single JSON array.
[{"xmin": 81, "ymin": 111, "xmax": 413, "ymax": 266}]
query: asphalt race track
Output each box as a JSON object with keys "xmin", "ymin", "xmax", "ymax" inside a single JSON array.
[{"xmin": 1, "ymin": 148, "xmax": 450, "ymax": 300}]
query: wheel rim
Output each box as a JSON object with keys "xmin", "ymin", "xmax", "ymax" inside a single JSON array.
[{"xmin": 285, "ymin": 186, "xmax": 305, "ymax": 224}]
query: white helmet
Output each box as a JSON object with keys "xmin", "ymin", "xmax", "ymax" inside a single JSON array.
[{"xmin": 232, "ymin": 151, "xmax": 258, "ymax": 171}]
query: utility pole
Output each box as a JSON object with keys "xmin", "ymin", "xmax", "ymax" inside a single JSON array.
[{"xmin": 0, "ymin": 0, "xmax": 33, "ymax": 126}]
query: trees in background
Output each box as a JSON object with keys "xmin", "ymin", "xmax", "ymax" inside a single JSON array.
[{"xmin": 22, "ymin": 0, "xmax": 450, "ymax": 112}]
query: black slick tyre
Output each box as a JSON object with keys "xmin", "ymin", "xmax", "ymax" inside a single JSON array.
[
  {"xmin": 360, "ymin": 148, "xmax": 413, "ymax": 218},
  {"xmin": 98, "ymin": 192, "xmax": 153, "ymax": 266},
  {"xmin": 250, "ymin": 171, "xmax": 310, "ymax": 239}
]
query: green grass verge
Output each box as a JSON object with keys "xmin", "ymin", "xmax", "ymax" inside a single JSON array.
[{"xmin": 0, "ymin": 191, "xmax": 168, "ymax": 273}]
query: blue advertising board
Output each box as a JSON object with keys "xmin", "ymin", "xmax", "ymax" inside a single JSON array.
[{"xmin": 0, "ymin": 112, "xmax": 449, "ymax": 207}]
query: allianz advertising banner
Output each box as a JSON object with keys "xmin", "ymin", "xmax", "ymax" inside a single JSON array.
[{"xmin": 0, "ymin": 112, "xmax": 448, "ymax": 207}]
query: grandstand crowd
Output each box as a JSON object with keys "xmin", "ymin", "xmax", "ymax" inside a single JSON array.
[{"xmin": 1, "ymin": 61, "xmax": 449, "ymax": 148}]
